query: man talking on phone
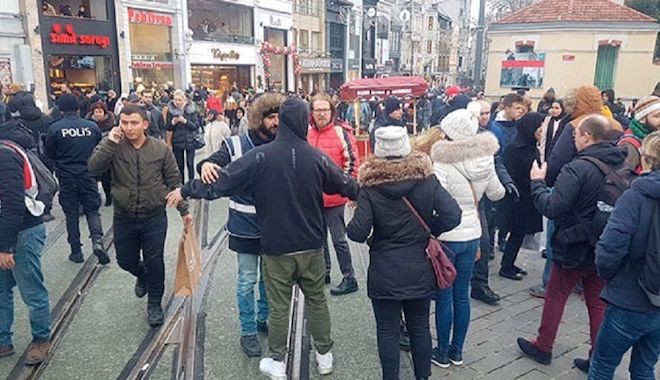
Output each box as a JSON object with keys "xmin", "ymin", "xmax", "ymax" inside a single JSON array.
[{"xmin": 88, "ymin": 104, "xmax": 192, "ymax": 327}]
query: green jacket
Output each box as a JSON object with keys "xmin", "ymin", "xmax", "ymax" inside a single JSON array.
[{"xmin": 89, "ymin": 136, "xmax": 189, "ymax": 218}]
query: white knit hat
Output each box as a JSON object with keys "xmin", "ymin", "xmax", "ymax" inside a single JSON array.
[
  {"xmin": 440, "ymin": 109, "xmax": 479, "ymax": 140},
  {"xmin": 374, "ymin": 126, "xmax": 411, "ymax": 158}
]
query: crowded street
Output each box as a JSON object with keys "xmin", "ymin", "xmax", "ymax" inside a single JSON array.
[{"xmin": 1, "ymin": 0, "xmax": 660, "ymax": 379}]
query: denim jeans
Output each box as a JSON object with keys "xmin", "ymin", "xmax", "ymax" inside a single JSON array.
[
  {"xmin": 589, "ymin": 304, "xmax": 660, "ymax": 380},
  {"xmin": 236, "ymin": 253, "xmax": 268, "ymax": 336},
  {"xmin": 435, "ymin": 239, "xmax": 479, "ymax": 357},
  {"xmin": 0, "ymin": 223, "xmax": 51, "ymax": 346},
  {"xmin": 372, "ymin": 298, "xmax": 432, "ymax": 380},
  {"xmin": 322, "ymin": 205, "xmax": 356, "ymax": 280}
]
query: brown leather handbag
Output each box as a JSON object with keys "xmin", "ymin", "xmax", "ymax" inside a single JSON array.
[{"xmin": 402, "ymin": 196, "xmax": 457, "ymax": 289}]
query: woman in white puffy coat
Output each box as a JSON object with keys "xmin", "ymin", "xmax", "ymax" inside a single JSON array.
[{"xmin": 418, "ymin": 109, "xmax": 505, "ymax": 368}]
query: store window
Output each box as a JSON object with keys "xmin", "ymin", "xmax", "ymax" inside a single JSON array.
[
  {"xmin": 42, "ymin": 0, "xmax": 108, "ymax": 20},
  {"xmin": 188, "ymin": 0, "xmax": 254, "ymax": 44},
  {"xmin": 191, "ymin": 65, "xmax": 251, "ymax": 94},
  {"xmin": 264, "ymin": 27, "xmax": 288, "ymax": 91},
  {"xmin": 48, "ymin": 55, "xmax": 113, "ymax": 96},
  {"xmin": 130, "ymin": 23, "xmax": 174, "ymax": 86}
]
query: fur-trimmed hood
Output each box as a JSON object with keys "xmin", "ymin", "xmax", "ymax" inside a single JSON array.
[
  {"xmin": 430, "ymin": 131, "xmax": 499, "ymax": 164},
  {"xmin": 358, "ymin": 150, "xmax": 433, "ymax": 193},
  {"xmin": 248, "ymin": 92, "xmax": 286, "ymax": 130}
]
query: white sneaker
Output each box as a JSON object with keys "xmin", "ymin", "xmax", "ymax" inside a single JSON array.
[
  {"xmin": 316, "ymin": 351, "xmax": 334, "ymax": 375},
  {"xmin": 259, "ymin": 358, "xmax": 286, "ymax": 380}
]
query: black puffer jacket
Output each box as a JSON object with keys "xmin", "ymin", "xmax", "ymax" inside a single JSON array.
[
  {"xmin": 347, "ymin": 151, "xmax": 461, "ymax": 300},
  {"xmin": 531, "ymin": 142, "xmax": 627, "ymax": 267},
  {"xmin": 0, "ymin": 121, "xmax": 43, "ymax": 254},
  {"xmin": 166, "ymin": 102, "xmax": 201, "ymax": 150}
]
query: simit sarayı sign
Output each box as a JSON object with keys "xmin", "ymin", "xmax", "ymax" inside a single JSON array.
[{"xmin": 50, "ymin": 23, "xmax": 111, "ymax": 49}]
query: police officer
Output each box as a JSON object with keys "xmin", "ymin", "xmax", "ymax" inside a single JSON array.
[{"xmin": 45, "ymin": 93, "xmax": 109, "ymax": 264}]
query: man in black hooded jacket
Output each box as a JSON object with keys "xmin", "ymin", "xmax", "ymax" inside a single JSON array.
[{"xmin": 167, "ymin": 98, "xmax": 358, "ymax": 379}]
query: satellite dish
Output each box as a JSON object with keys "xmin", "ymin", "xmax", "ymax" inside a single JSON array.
[
  {"xmin": 366, "ymin": 7, "xmax": 376, "ymax": 18},
  {"xmin": 399, "ymin": 9, "xmax": 411, "ymax": 22}
]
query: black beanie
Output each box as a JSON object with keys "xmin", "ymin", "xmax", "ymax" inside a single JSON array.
[
  {"xmin": 384, "ymin": 96, "xmax": 402, "ymax": 116},
  {"xmin": 57, "ymin": 93, "xmax": 79, "ymax": 112}
]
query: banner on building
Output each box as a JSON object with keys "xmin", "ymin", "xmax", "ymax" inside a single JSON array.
[{"xmin": 500, "ymin": 52, "xmax": 545, "ymax": 88}]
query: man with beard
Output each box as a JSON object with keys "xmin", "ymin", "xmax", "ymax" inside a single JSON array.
[
  {"xmin": 141, "ymin": 90, "xmax": 165, "ymax": 139},
  {"xmin": 307, "ymin": 93, "xmax": 360, "ymax": 296},
  {"xmin": 196, "ymin": 92, "xmax": 285, "ymax": 357}
]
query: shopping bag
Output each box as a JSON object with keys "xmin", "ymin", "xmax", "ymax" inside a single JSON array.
[{"xmin": 174, "ymin": 224, "xmax": 203, "ymax": 296}]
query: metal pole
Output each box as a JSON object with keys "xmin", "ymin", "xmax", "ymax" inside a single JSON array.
[{"xmin": 474, "ymin": 0, "xmax": 486, "ymax": 85}]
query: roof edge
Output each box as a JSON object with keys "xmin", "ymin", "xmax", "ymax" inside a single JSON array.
[{"xmin": 489, "ymin": 21, "xmax": 660, "ymax": 32}]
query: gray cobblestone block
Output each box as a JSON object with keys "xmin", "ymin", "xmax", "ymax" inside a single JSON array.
[{"xmin": 481, "ymin": 357, "xmax": 543, "ymax": 379}]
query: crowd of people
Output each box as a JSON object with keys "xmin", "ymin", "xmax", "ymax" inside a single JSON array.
[{"xmin": 0, "ymin": 78, "xmax": 659, "ymax": 380}]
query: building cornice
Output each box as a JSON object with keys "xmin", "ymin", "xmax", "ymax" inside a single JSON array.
[{"xmin": 489, "ymin": 21, "xmax": 659, "ymax": 33}]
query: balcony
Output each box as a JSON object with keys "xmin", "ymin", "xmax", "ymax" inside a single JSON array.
[{"xmin": 193, "ymin": 33, "xmax": 255, "ymax": 45}]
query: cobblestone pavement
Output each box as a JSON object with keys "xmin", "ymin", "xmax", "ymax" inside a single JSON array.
[{"xmin": 1, "ymin": 200, "xmax": 658, "ymax": 379}]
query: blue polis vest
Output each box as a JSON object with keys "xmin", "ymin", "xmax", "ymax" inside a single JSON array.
[{"xmin": 226, "ymin": 134, "xmax": 260, "ymax": 239}]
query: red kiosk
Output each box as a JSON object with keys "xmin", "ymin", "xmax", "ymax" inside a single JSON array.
[{"xmin": 339, "ymin": 76, "xmax": 429, "ymax": 159}]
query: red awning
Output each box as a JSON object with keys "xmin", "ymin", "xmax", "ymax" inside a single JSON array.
[{"xmin": 339, "ymin": 76, "xmax": 429, "ymax": 101}]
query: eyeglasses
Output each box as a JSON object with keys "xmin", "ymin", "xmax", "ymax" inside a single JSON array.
[{"xmin": 313, "ymin": 109, "xmax": 331, "ymax": 113}]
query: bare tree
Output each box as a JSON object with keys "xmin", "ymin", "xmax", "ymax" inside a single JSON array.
[{"xmin": 486, "ymin": 0, "xmax": 539, "ymax": 23}]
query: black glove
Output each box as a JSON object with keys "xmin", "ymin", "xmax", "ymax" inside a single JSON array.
[{"xmin": 505, "ymin": 183, "xmax": 520, "ymax": 203}]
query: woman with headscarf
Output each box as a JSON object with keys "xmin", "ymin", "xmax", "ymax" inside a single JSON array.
[
  {"xmin": 537, "ymin": 88, "xmax": 556, "ymax": 114},
  {"xmin": 347, "ymin": 126, "xmax": 462, "ymax": 380},
  {"xmin": 538, "ymin": 99, "xmax": 566, "ymax": 164},
  {"xmin": 499, "ymin": 112, "xmax": 546, "ymax": 280}
]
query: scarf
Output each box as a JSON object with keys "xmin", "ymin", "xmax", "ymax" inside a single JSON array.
[{"xmin": 629, "ymin": 118, "xmax": 652, "ymax": 140}]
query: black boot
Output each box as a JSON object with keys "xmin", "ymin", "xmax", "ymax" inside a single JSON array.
[
  {"xmin": 471, "ymin": 286, "xmax": 501, "ymax": 305},
  {"xmin": 574, "ymin": 358, "xmax": 590, "ymax": 373},
  {"xmin": 240, "ymin": 335, "xmax": 262, "ymax": 357},
  {"xmin": 68, "ymin": 245, "xmax": 84, "ymax": 263},
  {"xmin": 104, "ymin": 194, "xmax": 112, "ymax": 207},
  {"xmin": 135, "ymin": 274, "xmax": 147, "ymax": 298},
  {"xmin": 517, "ymin": 338, "xmax": 551, "ymax": 365},
  {"xmin": 147, "ymin": 302, "xmax": 164, "ymax": 327},
  {"xmin": 93, "ymin": 240, "xmax": 110, "ymax": 265},
  {"xmin": 330, "ymin": 278, "xmax": 358, "ymax": 296}
]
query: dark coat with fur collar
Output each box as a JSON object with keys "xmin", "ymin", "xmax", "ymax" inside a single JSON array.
[{"xmin": 347, "ymin": 151, "xmax": 461, "ymax": 300}]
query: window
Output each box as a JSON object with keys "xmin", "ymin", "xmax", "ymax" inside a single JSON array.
[
  {"xmin": 329, "ymin": 23, "xmax": 345, "ymax": 58},
  {"xmin": 427, "ymin": 40, "xmax": 432, "ymax": 54},
  {"xmin": 42, "ymin": 0, "xmax": 108, "ymax": 20},
  {"xmin": 296, "ymin": 0, "xmax": 318, "ymax": 16},
  {"xmin": 428, "ymin": 16, "xmax": 434, "ymax": 30},
  {"xmin": 594, "ymin": 45, "xmax": 619, "ymax": 91},
  {"xmin": 300, "ymin": 30, "xmax": 309, "ymax": 50},
  {"xmin": 458, "ymin": 56, "xmax": 463, "ymax": 68},
  {"xmin": 188, "ymin": 0, "xmax": 254, "ymax": 44},
  {"xmin": 516, "ymin": 44, "xmax": 535, "ymax": 53},
  {"xmin": 312, "ymin": 32, "xmax": 321, "ymax": 52}
]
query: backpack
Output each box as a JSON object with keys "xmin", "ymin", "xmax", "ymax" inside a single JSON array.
[
  {"xmin": 581, "ymin": 156, "xmax": 637, "ymax": 241},
  {"xmin": 552, "ymin": 157, "xmax": 636, "ymax": 269},
  {"xmin": 0, "ymin": 139, "xmax": 59, "ymax": 214},
  {"xmin": 616, "ymin": 133, "xmax": 643, "ymax": 174},
  {"xmin": 638, "ymin": 201, "xmax": 660, "ymax": 307}
]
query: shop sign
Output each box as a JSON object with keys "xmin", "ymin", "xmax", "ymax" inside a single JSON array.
[
  {"xmin": 49, "ymin": 23, "xmax": 111, "ymax": 49},
  {"xmin": 211, "ymin": 49, "xmax": 240, "ymax": 61},
  {"xmin": 362, "ymin": 58, "xmax": 377, "ymax": 73},
  {"xmin": 269, "ymin": 15, "xmax": 283, "ymax": 27},
  {"xmin": 132, "ymin": 54, "xmax": 156, "ymax": 61},
  {"xmin": 130, "ymin": 61, "xmax": 174, "ymax": 69},
  {"xmin": 128, "ymin": 8, "xmax": 173, "ymax": 26},
  {"xmin": 331, "ymin": 59, "xmax": 344, "ymax": 72},
  {"xmin": 300, "ymin": 58, "xmax": 331, "ymax": 73}
]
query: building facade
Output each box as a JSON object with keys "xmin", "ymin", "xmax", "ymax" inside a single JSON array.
[
  {"xmin": 485, "ymin": 0, "xmax": 660, "ymax": 100},
  {"xmin": 0, "ymin": 1, "xmax": 31, "ymax": 92},
  {"xmin": 293, "ymin": 0, "xmax": 328, "ymax": 93}
]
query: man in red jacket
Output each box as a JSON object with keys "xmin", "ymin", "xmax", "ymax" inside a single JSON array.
[{"xmin": 308, "ymin": 93, "xmax": 360, "ymax": 296}]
